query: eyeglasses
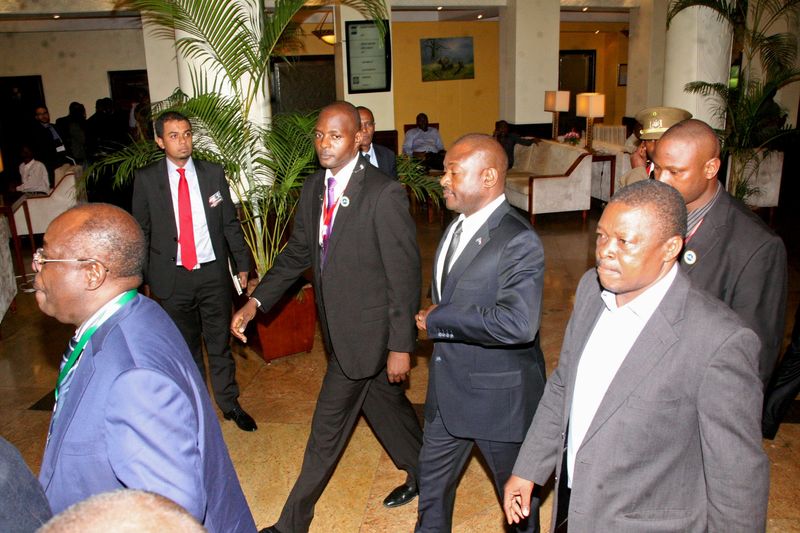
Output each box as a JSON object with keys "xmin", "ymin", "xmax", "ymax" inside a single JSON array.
[{"xmin": 32, "ymin": 248, "xmax": 109, "ymax": 274}]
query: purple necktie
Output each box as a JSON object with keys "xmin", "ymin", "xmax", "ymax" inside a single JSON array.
[{"xmin": 321, "ymin": 176, "xmax": 337, "ymax": 266}]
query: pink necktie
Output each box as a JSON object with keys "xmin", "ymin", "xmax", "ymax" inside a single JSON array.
[
  {"xmin": 321, "ymin": 177, "xmax": 337, "ymax": 266},
  {"xmin": 177, "ymin": 168, "xmax": 197, "ymax": 270}
]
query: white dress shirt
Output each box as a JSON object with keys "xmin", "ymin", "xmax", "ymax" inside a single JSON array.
[
  {"xmin": 362, "ymin": 144, "xmax": 377, "ymax": 167},
  {"xmin": 436, "ymin": 194, "xmax": 506, "ymax": 299},
  {"xmin": 567, "ymin": 263, "xmax": 678, "ymax": 487},
  {"xmin": 318, "ymin": 154, "xmax": 363, "ymax": 247},
  {"xmin": 166, "ymin": 157, "xmax": 215, "ymax": 266},
  {"xmin": 402, "ymin": 127, "xmax": 444, "ymax": 154},
  {"xmin": 17, "ymin": 159, "xmax": 50, "ymax": 194}
]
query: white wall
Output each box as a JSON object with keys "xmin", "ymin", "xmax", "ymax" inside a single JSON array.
[{"xmin": 0, "ymin": 29, "xmax": 146, "ymax": 118}]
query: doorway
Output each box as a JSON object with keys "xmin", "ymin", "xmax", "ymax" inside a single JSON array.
[{"xmin": 558, "ymin": 50, "xmax": 596, "ymax": 136}]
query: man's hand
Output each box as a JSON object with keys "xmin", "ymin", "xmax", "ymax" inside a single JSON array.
[
  {"xmin": 230, "ymin": 298, "xmax": 259, "ymax": 343},
  {"xmin": 504, "ymin": 475, "xmax": 535, "ymax": 525},
  {"xmin": 237, "ymin": 271, "xmax": 248, "ymax": 291},
  {"xmin": 387, "ymin": 351, "xmax": 411, "ymax": 383},
  {"xmin": 415, "ymin": 304, "xmax": 438, "ymax": 332}
]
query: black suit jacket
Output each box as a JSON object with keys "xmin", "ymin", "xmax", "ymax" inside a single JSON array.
[
  {"xmin": 425, "ymin": 202, "xmax": 547, "ymax": 442},
  {"xmin": 251, "ymin": 155, "xmax": 420, "ymax": 379},
  {"xmin": 682, "ymin": 189, "xmax": 787, "ymax": 383},
  {"xmin": 132, "ymin": 158, "xmax": 251, "ymax": 299},
  {"xmin": 370, "ymin": 143, "xmax": 397, "ymax": 179}
]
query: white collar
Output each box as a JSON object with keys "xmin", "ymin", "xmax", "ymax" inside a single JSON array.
[{"xmin": 600, "ymin": 262, "xmax": 678, "ymax": 316}]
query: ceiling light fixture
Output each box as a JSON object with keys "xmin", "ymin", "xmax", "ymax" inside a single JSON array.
[
  {"xmin": 595, "ymin": 30, "xmax": 600, "ymax": 34},
  {"xmin": 582, "ymin": 7, "xmax": 589, "ymax": 12},
  {"xmin": 312, "ymin": 11, "xmax": 336, "ymax": 45},
  {"xmin": 477, "ymin": 13, "xmax": 484, "ymax": 19},
  {"xmin": 437, "ymin": 6, "xmax": 443, "ymax": 10},
  {"xmin": 53, "ymin": 14, "xmax": 61, "ymax": 19}
]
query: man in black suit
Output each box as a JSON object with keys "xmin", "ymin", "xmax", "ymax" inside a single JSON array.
[
  {"xmin": 231, "ymin": 101, "xmax": 423, "ymax": 533},
  {"xmin": 28, "ymin": 105, "xmax": 68, "ymax": 184},
  {"xmin": 357, "ymin": 106, "xmax": 397, "ymax": 178},
  {"xmin": 653, "ymin": 119, "xmax": 787, "ymax": 385},
  {"xmin": 414, "ymin": 134, "xmax": 545, "ymax": 533},
  {"xmin": 132, "ymin": 111, "xmax": 256, "ymax": 432}
]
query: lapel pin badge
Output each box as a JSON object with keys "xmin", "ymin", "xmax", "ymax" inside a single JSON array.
[
  {"xmin": 475, "ymin": 237, "xmax": 482, "ymax": 245},
  {"xmin": 684, "ymin": 250, "xmax": 697, "ymax": 265},
  {"xmin": 340, "ymin": 196, "xmax": 350, "ymax": 207}
]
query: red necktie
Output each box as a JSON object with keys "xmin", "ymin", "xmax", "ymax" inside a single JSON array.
[{"xmin": 177, "ymin": 168, "xmax": 197, "ymax": 270}]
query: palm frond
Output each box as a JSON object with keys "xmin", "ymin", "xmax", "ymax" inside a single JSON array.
[
  {"xmin": 82, "ymin": 140, "xmax": 163, "ymax": 192},
  {"xmin": 396, "ymin": 155, "xmax": 443, "ymax": 205},
  {"xmin": 667, "ymin": 0, "xmax": 742, "ymax": 26}
]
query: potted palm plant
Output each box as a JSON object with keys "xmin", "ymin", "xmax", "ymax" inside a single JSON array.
[
  {"xmin": 86, "ymin": 0, "xmax": 390, "ymax": 360},
  {"xmin": 668, "ymin": 0, "xmax": 800, "ymax": 203}
]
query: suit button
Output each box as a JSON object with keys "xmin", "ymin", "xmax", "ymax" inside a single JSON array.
[{"xmin": 435, "ymin": 356, "xmax": 442, "ymax": 362}]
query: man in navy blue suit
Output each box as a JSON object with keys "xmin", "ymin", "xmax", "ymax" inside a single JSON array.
[{"xmin": 34, "ymin": 203, "xmax": 255, "ymax": 533}]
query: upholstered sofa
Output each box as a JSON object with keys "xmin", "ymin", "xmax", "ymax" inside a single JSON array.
[
  {"xmin": 13, "ymin": 164, "xmax": 82, "ymax": 235},
  {"xmin": 504, "ymin": 139, "xmax": 592, "ymax": 223},
  {"xmin": 590, "ymin": 139, "xmax": 633, "ymax": 202}
]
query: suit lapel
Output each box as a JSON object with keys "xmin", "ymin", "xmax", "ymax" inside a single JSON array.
[
  {"xmin": 310, "ymin": 171, "xmax": 325, "ymax": 273},
  {"xmin": 681, "ymin": 192, "xmax": 727, "ymax": 273},
  {"xmin": 156, "ymin": 159, "xmax": 177, "ymax": 232},
  {"xmin": 578, "ymin": 272, "xmax": 687, "ymax": 449},
  {"xmin": 431, "ymin": 218, "xmax": 457, "ymax": 304},
  {"xmin": 39, "ymin": 342, "xmax": 97, "ymax": 490},
  {"xmin": 440, "ymin": 202, "xmax": 511, "ymax": 302},
  {"xmin": 194, "ymin": 160, "xmax": 215, "ymax": 226},
  {"xmin": 324, "ymin": 158, "xmax": 368, "ymax": 264}
]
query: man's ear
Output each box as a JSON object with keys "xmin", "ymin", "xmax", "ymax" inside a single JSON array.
[
  {"xmin": 663, "ymin": 234, "xmax": 684, "ymax": 262},
  {"xmin": 155, "ymin": 136, "xmax": 165, "ymax": 150},
  {"xmin": 704, "ymin": 157, "xmax": 721, "ymax": 180},
  {"xmin": 482, "ymin": 167, "xmax": 499, "ymax": 189},
  {"xmin": 85, "ymin": 262, "xmax": 108, "ymax": 291}
]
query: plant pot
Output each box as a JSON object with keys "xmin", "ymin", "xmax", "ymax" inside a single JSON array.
[{"xmin": 237, "ymin": 280, "xmax": 317, "ymax": 363}]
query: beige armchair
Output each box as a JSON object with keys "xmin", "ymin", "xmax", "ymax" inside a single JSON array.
[
  {"xmin": 504, "ymin": 140, "xmax": 592, "ymax": 224},
  {"xmin": 13, "ymin": 164, "xmax": 82, "ymax": 235}
]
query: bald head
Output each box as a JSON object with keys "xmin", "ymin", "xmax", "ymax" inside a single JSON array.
[
  {"xmin": 441, "ymin": 134, "xmax": 507, "ymax": 216},
  {"xmin": 653, "ymin": 119, "xmax": 723, "ymax": 211},
  {"xmin": 660, "ymin": 119, "xmax": 720, "ymax": 160},
  {"xmin": 453, "ymin": 133, "xmax": 509, "ymax": 183},
  {"xmin": 55, "ymin": 204, "xmax": 145, "ymax": 283},
  {"xmin": 37, "ymin": 489, "xmax": 206, "ymax": 533}
]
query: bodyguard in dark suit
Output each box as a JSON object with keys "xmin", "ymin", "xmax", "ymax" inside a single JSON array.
[
  {"xmin": 357, "ymin": 106, "xmax": 397, "ymax": 178},
  {"xmin": 231, "ymin": 102, "xmax": 423, "ymax": 533},
  {"xmin": 414, "ymin": 134, "xmax": 545, "ymax": 533},
  {"xmin": 132, "ymin": 111, "xmax": 256, "ymax": 432},
  {"xmin": 653, "ymin": 119, "xmax": 787, "ymax": 384},
  {"xmin": 505, "ymin": 181, "xmax": 768, "ymax": 532}
]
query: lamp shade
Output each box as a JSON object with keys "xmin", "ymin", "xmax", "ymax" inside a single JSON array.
[
  {"xmin": 544, "ymin": 90, "xmax": 570, "ymax": 112},
  {"xmin": 576, "ymin": 93, "xmax": 605, "ymax": 118}
]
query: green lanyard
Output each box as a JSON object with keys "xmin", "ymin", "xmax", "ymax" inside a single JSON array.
[{"xmin": 54, "ymin": 290, "xmax": 138, "ymax": 401}]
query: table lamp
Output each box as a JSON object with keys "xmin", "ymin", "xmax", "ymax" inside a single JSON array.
[
  {"xmin": 576, "ymin": 92, "xmax": 605, "ymax": 151},
  {"xmin": 544, "ymin": 90, "xmax": 570, "ymax": 139}
]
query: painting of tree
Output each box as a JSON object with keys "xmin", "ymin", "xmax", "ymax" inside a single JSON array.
[{"xmin": 420, "ymin": 37, "xmax": 475, "ymax": 81}]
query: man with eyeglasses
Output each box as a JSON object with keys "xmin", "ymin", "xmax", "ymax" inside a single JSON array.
[{"xmin": 33, "ymin": 203, "xmax": 256, "ymax": 533}]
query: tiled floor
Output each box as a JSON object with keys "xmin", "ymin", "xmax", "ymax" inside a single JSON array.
[{"xmin": 1, "ymin": 205, "xmax": 798, "ymax": 532}]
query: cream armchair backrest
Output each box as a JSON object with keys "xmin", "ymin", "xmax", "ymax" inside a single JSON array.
[{"xmin": 13, "ymin": 164, "xmax": 82, "ymax": 235}]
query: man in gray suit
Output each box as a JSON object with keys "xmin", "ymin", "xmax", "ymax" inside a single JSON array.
[
  {"xmin": 415, "ymin": 134, "xmax": 545, "ymax": 532},
  {"xmin": 504, "ymin": 180, "xmax": 768, "ymax": 532},
  {"xmin": 653, "ymin": 119, "xmax": 787, "ymax": 385}
]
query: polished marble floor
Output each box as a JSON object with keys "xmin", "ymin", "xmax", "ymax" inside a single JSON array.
[{"xmin": 1, "ymin": 206, "xmax": 799, "ymax": 532}]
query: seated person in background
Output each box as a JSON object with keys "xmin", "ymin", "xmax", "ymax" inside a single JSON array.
[
  {"xmin": 37, "ymin": 489, "xmax": 205, "ymax": 533},
  {"xmin": 16, "ymin": 145, "xmax": 51, "ymax": 195},
  {"xmin": 618, "ymin": 106, "xmax": 691, "ymax": 187},
  {"xmin": 403, "ymin": 113, "xmax": 445, "ymax": 170},
  {"xmin": 357, "ymin": 106, "xmax": 397, "ymax": 179},
  {"xmin": 493, "ymin": 120, "xmax": 536, "ymax": 169}
]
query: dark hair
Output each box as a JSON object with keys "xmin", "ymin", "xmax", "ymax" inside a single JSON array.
[
  {"xmin": 610, "ymin": 180, "xmax": 687, "ymax": 239},
  {"xmin": 155, "ymin": 111, "xmax": 191, "ymax": 138}
]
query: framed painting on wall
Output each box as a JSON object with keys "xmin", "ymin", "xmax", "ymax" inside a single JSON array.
[{"xmin": 420, "ymin": 37, "xmax": 474, "ymax": 82}]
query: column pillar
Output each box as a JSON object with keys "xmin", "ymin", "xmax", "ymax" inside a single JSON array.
[
  {"xmin": 498, "ymin": 0, "xmax": 560, "ymax": 124},
  {"xmin": 663, "ymin": 6, "xmax": 732, "ymax": 128},
  {"xmin": 334, "ymin": 5, "xmax": 395, "ymax": 130},
  {"xmin": 141, "ymin": 18, "xmax": 179, "ymax": 102},
  {"xmin": 625, "ymin": 0, "xmax": 667, "ymax": 115}
]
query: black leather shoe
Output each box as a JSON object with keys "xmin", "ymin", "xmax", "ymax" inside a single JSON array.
[
  {"xmin": 258, "ymin": 527, "xmax": 281, "ymax": 533},
  {"xmin": 223, "ymin": 403, "xmax": 257, "ymax": 432},
  {"xmin": 383, "ymin": 483, "xmax": 418, "ymax": 508}
]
